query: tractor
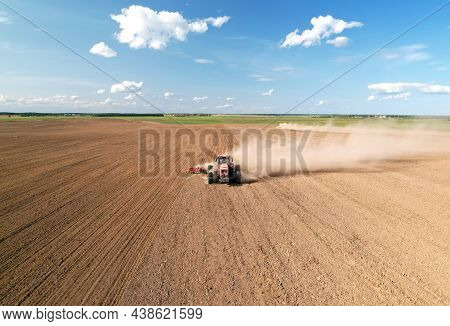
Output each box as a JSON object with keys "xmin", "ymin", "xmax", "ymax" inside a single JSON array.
[{"xmin": 207, "ymin": 154, "xmax": 241, "ymax": 184}]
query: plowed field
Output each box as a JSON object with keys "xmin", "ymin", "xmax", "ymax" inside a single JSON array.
[{"xmin": 1, "ymin": 119, "xmax": 449, "ymax": 305}]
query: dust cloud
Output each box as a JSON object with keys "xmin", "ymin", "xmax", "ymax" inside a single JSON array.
[{"xmin": 230, "ymin": 123, "xmax": 450, "ymax": 179}]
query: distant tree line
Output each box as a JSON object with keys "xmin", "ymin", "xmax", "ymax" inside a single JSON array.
[
  {"xmin": 0, "ymin": 112, "xmax": 164, "ymax": 117},
  {"xmin": 0, "ymin": 112, "xmax": 447, "ymax": 119}
]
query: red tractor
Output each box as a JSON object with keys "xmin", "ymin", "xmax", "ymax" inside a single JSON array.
[{"xmin": 207, "ymin": 154, "xmax": 241, "ymax": 184}]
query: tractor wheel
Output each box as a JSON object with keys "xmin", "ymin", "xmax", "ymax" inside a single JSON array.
[
  {"xmin": 235, "ymin": 171, "xmax": 242, "ymax": 184},
  {"xmin": 208, "ymin": 173, "xmax": 214, "ymax": 184}
]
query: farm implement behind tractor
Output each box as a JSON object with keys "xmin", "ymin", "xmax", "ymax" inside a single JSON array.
[{"xmin": 189, "ymin": 166, "xmax": 206, "ymax": 174}]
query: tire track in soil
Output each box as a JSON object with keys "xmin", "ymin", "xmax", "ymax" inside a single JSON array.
[
  {"xmin": 0, "ymin": 120, "xmax": 189, "ymax": 305},
  {"xmin": 122, "ymin": 127, "xmax": 450, "ymax": 305},
  {"xmin": 1, "ymin": 121, "xmax": 449, "ymax": 305}
]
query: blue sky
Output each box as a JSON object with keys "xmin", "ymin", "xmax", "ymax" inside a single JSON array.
[{"xmin": 0, "ymin": 0, "xmax": 449, "ymax": 115}]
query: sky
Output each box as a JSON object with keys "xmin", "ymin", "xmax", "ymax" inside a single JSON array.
[{"xmin": 0, "ymin": 0, "xmax": 449, "ymax": 115}]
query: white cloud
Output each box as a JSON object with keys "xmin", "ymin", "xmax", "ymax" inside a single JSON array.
[
  {"xmin": 262, "ymin": 89, "xmax": 274, "ymax": 96},
  {"xmin": 164, "ymin": 91, "xmax": 174, "ymax": 98},
  {"xmin": 368, "ymin": 82, "xmax": 450, "ymax": 101},
  {"xmin": 369, "ymin": 92, "xmax": 411, "ymax": 101},
  {"xmin": 271, "ymin": 66, "xmax": 294, "ymax": 72},
  {"xmin": 250, "ymin": 74, "xmax": 275, "ymax": 82},
  {"xmin": 33, "ymin": 95, "xmax": 73, "ymax": 104},
  {"xmin": 0, "ymin": 93, "xmax": 143, "ymax": 109},
  {"xmin": 178, "ymin": 98, "xmax": 185, "ymax": 102},
  {"xmin": 216, "ymin": 104, "xmax": 233, "ymax": 109},
  {"xmin": 368, "ymin": 82, "xmax": 450, "ymax": 94},
  {"xmin": 326, "ymin": 36, "xmax": 349, "ymax": 47},
  {"xmin": 110, "ymin": 80, "xmax": 143, "ymax": 93},
  {"xmin": 89, "ymin": 42, "xmax": 117, "ymax": 58},
  {"xmin": 111, "ymin": 5, "xmax": 230, "ymax": 50},
  {"xmin": 208, "ymin": 16, "xmax": 231, "ymax": 28},
  {"xmin": 96, "ymin": 89, "xmax": 106, "ymax": 94},
  {"xmin": 281, "ymin": 15, "xmax": 362, "ymax": 48},
  {"xmin": 385, "ymin": 92, "xmax": 411, "ymax": 100},
  {"xmin": 194, "ymin": 58, "xmax": 215, "ymax": 64},
  {"xmin": 381, "ymin": 44, "xmax": 430, "ymax": 62},
  {"xmin": 0, "ymin": 95, "xmax": 12, "ymax": 103},
  {"xmin": 0, "ymin": 12, "xmax": 10, "ymax": 24},
  {"xmin": 315, "ymin": 100, "xmax": 328, "ymax": 106},
  {"xmin": 124, "ymin": 94, "xmax": 136, "ymax": 100},
  {"xmin": 193, "ymin": 96, "xmax": 208, "ymax": 102},
  {"xmin": 1, "ymin": 94, "xmax": 83, "ymax": 106},
  {"xmin": 226, "ymin": 97, "xmax": 235, "ymax": 101},
  {"xmin": 403, "ymin": 52, "xmax": 430, "ymax": 62}
]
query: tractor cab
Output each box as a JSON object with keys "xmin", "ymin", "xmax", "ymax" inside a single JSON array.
[{"xmin": 216, "ymin": 155, "xmax": 232, "ymax": 165}]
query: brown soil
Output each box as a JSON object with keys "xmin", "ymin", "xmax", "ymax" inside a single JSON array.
[{"xmin": 0, "ymin": 119, "xmax": 449, "ymax": 305}]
